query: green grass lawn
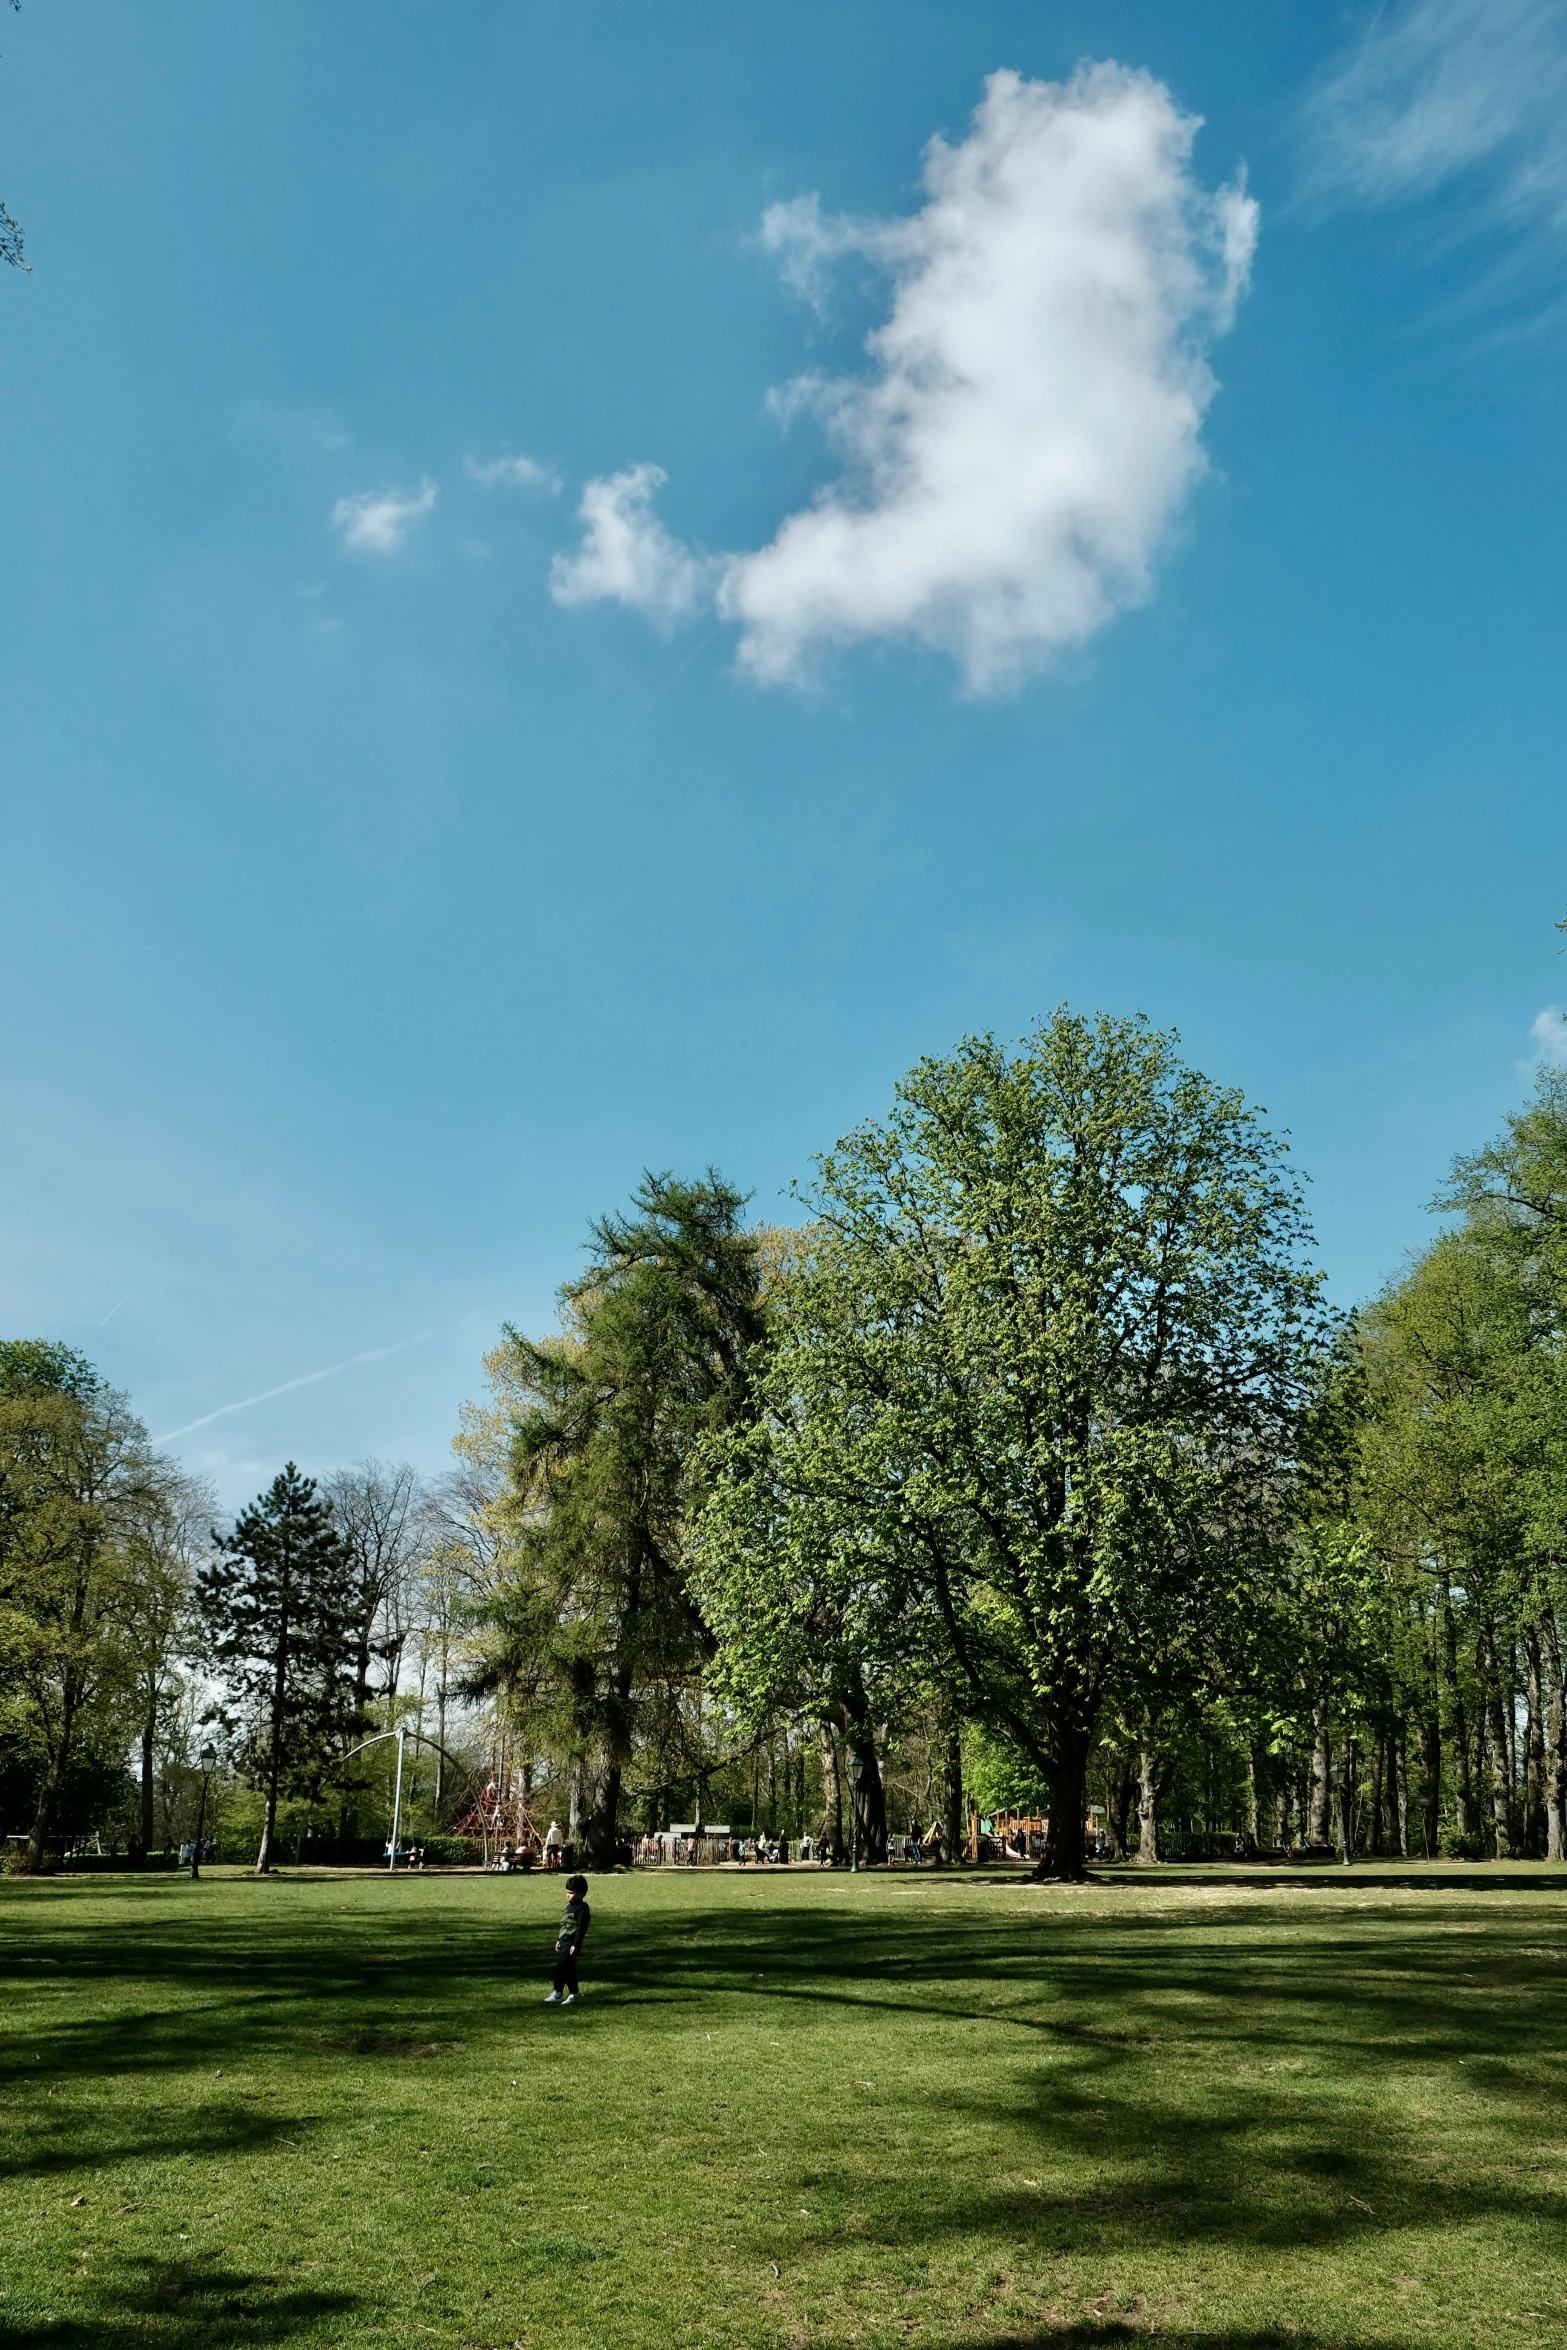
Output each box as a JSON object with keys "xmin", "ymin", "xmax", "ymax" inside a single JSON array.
[{"xmin": 2, "ymin": 1862, "xmax": 1565, "ymax": 2349}]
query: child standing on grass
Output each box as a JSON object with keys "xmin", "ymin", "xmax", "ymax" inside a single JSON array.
[{"xmin": 544, "ymin": 1872, "xmax": 590, "ymax": 2006}]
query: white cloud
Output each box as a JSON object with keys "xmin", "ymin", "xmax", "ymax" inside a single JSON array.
[
  {"xmin": 1532, "ymin": 1005, "xmax": 1567, "ymax": 1064},
  {"xmin": 466, "ymin": 451, "xmax": 560, "ymax": 492},
  {"xmin": 1305, "ymin": 0, "xmax": 1567, "ymax": 233},
  {"xmin": 552, "ymin": 66, "xmax": 1255, "ymax": 691},
  {"xmin": 549, "ymin": 463, "xmax": 710, "ymax": 623},
  {"xmin": 758, "ymin": 192, "xmax": 873, "ymax": 315},
  {"xmin": 331, "ymin": 479, "xmax": 437, "ymax": 554}
]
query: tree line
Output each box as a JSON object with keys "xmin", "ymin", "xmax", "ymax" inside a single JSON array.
[
  {"xmin": 6, "ymin": 1006, "xmax": 1566, "ymax": 1877},
  {"xmin": 0, "ymin": 1363, "xmax": 490, "ymax": 1871},
  {"xmin": 458, "ymin": 1009, "xmax": 1567, "ymax": 1879}
]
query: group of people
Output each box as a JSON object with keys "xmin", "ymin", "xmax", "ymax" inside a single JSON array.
[
  {"xmin": 494, "ymin": 1820, "xmax": 574, "ymax": 1874},
  {"xmin": 632, "ymin": 1829, "xmax": 844, "ymax": 1866}
]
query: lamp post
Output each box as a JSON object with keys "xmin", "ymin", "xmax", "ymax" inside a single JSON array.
[
  {"xmin": 190, "ymin": 1742, "xmax": 218, "ymax": 1881},
  {"xmin": 847, "ymin": 1749, "xmax": 863, "ymax": 1874},
  {"xmin": 388, "ymin": 1724, "xmax": 408, "ymax": 1873}
]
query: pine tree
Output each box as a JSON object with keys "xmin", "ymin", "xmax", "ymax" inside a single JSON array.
[
  {"xmin": 196, "ymin": 1463, "xmax": 356, "ymax": 1873},
  {"xmin": 471, "ymin": 1174, "xmax": 767, "ymax": 1866}
]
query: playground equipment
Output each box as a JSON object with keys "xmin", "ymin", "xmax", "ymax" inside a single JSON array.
[
  {"xmin": 326, "ymin": 1724, "xmax": 474, "ymax": 1869},
  {"xmin": 450, "ymin": 1763, "xmax": 544, "ymax": 1870}
]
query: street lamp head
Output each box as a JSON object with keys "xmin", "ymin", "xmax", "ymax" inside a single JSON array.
[
  {"xmin": 198, "ymin": 1743, "xmax": 218, "ymax": 1774},
  {"xmin": 847, "ymin": 1750, "xmax": 864, "ymax": 1786}
]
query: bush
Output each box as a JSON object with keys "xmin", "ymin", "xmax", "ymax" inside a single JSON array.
[
  {"xmin": 1441, "ymin": 1830, "xmax": 1489, "ymax": 1860},
  {"xmin": 410, "ymin": 1836, "xmax": 481, "ymax": 1868}
]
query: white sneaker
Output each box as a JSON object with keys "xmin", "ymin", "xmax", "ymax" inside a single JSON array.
[
  {"xmin": 561, "ymin": 1992, "xmax": 579, "ymax": 2006},
  {"xmin": 543, "ymin": 1990, "xmax": 562, "ymax": 2004}
]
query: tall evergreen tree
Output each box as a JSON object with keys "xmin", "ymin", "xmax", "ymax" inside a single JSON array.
[
  {"xmin": 470, "ymin": 1174, "xmax": 766, "ymax": 1866},
  {"xmin": 196, "ymin": 1464, "xmax": 356, "ymax": 1874}
]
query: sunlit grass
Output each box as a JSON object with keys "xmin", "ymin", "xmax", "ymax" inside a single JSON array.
[{"xmin": 2, "ymin": 1861, "xmax": 1565, "ymax": 2346}]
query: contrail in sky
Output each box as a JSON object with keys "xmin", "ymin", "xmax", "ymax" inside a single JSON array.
[
  {"xmin": 99, "ymin": 1291, "xmax": 134, "ymax": 1327},
  {"xmin": 154, "ymin": 1323, "xmax": 458, "ymax": 1444}
]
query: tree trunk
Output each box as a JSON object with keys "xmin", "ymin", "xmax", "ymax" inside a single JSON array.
[
  {"xmin": 583, "ymin": 1760, "xmax": 622, "ymax": 1867},
  {"xmin": 819, "ymin": 1724, "xmax": 844, "ymax": 1859},
  {"xmin": 1480, "ymin": 1617, "xmax": 1512, "ymax": 1859},
  {"xmin": 1134, "ymin": 1745, "xmax": 1161, "ymax": 1865},
  {"xmin": 1441, "ymin": 1575, "xmax": 1473, "ymax": 1841},
  {"xmin": 841, "ymin": 1713, "xmax": 888, "ymax": 1865},
  {"xmin": 1541, "ymin": 1606, "xmax": 1567, "ymax": 1862},
  {"xmin": 255, "ymin": 1761, "xmax": 281, "ymax": 1876},
  {"xmin": 24, "ymin": 1690, "xmax": 77, "ymax": 1874},
  {"xmin": 139, "ymin": 1691, "xmax": 157, "ymax": 1856},
  {"xmin": 1367, "ymin": 1732, "xmax": 1384, "ymax": 1857},
  {"xmin": 942, "ymin": 1721, "xmax": 963, "ymax": 1865},
  {"xmin": 1107, "ymin": 1751, "xmax": 1134, "ymax": 1861},
  {"xmin": 1034, "ymin": 1733, "xmax": 1091, "ymax": 1881},
  {"xmin": 1243, "ymin": 1741, "xmax": 1260, "ymax": 1843},
  {"xmin": 1309, "ymin": 1704, "xmax": 1332, "ymax": 1845},
  {"xmin": 255, "ymin": 1576, "xmax": 293, "ymax": 1875},
  {"xmin": 1506, "ymin": 1638, "xmax": 1518, "ymax": 1805},
  {"xmin": 1524, "ymin": 1625, "xmax": 1546, "ymax": 1858}
]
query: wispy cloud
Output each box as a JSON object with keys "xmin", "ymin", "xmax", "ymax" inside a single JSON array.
[
  {"xmin": 1532, "ymin": 1005, "xmax": 1567, "ymax": 1065},
  {"xmin": 551, "ymin": 66, "xmax": 1255, "ymax": 692},
  {"xmin": 550, "ymin": 463, "xmax": 713, "ymax": 626},
  {"xmin": 331, "ymin": 479, "xmax": 437, "ymax": 554},
  {"xmin": 466, "ymin": 451, "xmax": 559, "ymax": 493},
  {"xmin": 153, "ymin": 1327, "xmax": 446, "ymax": 1445},
  {"xmin": 1304, "ymin": 0, "xmax": 1567, "ymax": 241}
]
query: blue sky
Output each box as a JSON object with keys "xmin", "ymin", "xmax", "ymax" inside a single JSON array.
[{"xmin": 3, "ymin": 0, "xmax": 1566, "ymax": 1508}]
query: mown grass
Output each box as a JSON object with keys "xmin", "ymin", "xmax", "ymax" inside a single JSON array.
[{"xmin": 1, "ymin": 1861, "xmax": 1565, "ymax": 2349}]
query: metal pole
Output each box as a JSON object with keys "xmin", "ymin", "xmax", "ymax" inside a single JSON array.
[{"xmin": 389, "ymin": 1726, "xmax": 406, "ymax": 1872}]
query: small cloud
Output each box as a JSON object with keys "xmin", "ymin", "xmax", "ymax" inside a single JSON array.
[
  {"xmin": 758, "ymin": 191, "xmax": 876, "ymax": 315},
  {"xmin": 1531, "ymin": 1005, "xmax": 1567, "ymax": 1065},
  {"xmin": 331, "ymin": 479, "xmax": 437, "ymax": 555},
  {"xmin": 549, "ymin": 463, "xmax": 711, "ymax": 625},
  {"xmin": 553, "ymin": 66, "xmax": 1255, "ymax": 693},
  {"xmin": 466, "ymin": 451, "xmax": 559, "ymax": 493}
]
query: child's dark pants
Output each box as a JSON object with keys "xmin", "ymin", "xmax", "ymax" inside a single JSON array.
[{"xmin": 552, "ymin": 1948, "xmax": 579, "ymax": 1995}]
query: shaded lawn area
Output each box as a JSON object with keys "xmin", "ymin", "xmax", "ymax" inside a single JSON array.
[{"xmin": 1, "ymin": 1865, "xmax": 1565, "ymax": 2349}]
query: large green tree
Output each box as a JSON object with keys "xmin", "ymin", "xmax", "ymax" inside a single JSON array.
[
  {"xmin": 1356, "ymin": 1070, "xmax": 1567, "ymax": 1860},
  {"xmin": 697, "ymin": 1012, "xmax": 1337, "ymax": 1877},
  {"xmin": 196, "ymin": 1464, "xmax": 357, "ymax": 1874},
  {"xmin": 0, "ymin": 1345, "xmax": 181, "ymax": 1869},
  {"xmin": 470, "ymin": 1174, "xmax": 766, "ymax": 1866}
]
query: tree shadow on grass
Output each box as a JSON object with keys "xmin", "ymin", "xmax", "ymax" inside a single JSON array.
[
  {"xmin": 0, "ymin": 2253, "xmax": 361, "ymax": 2347},
  {"xmin": 0, "ymin": 2095, "xmax": 315, "ymax": 2184},
  {"xmin": 6, "ymin": 1876, "xmax": 1567, "ymax": 2291},
  {"xmin": 944, "ymin": 2333, "xmax": 1351, "ymax": 2349},
  {"xmin": 595, "ymin": 1894, "xmax": 1567, "ymax": 2275}
]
